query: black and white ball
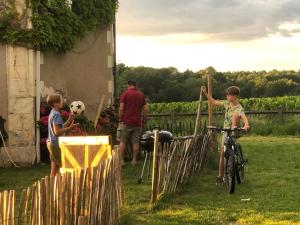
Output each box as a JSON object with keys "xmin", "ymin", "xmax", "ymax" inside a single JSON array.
[{"xmin": 70, "ymin": 101, "xmax": 85, "ymax": 115}]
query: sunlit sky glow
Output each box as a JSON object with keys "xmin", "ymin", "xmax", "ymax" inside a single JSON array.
[{"xmin": 116, "ymin": 0, "xmax": 300, "ymax": 72}]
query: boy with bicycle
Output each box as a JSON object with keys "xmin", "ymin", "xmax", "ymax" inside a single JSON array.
[{"xmin": 201, "ymin": 86, "xmax": 250, "ymax": 184}]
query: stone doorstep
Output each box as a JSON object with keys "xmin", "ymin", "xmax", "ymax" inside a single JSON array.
[{"xmin": 0, "ymin": 145, "xmax": 37, "ymax": 167}]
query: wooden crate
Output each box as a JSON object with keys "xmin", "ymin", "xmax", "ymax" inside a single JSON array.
[{"xmin": 59, "ymin": 136, "xmax": 112, "ymax": 172}]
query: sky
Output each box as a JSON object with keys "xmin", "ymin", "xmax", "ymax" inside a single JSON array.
[{"xmin": 116, "ymin": 0, "xmax": 300, "ymax": 72}]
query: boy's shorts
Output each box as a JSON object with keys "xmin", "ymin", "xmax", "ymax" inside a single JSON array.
[
  {"xmin": 120, "ymin": 125, "xmax": 142, "ymax": 144},
  {"xmin": 221, "ymin": 131, "xmax": 237, "ymax": 147},
  {"xmin": 47, "ymin": 142, "xmax": 62, "ymax": 166}
]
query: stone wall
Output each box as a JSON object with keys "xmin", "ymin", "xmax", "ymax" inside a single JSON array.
[
  {"xmin": 40, "ymin": 26, "xmax": 115, "ymax": 120},
  {"xmin": 0, "ymin": 44, "xmax": 8, "ymax": 123},
  {"xmin": 0, "ymin": 46, "xmax": 37, "ymax": 167}
]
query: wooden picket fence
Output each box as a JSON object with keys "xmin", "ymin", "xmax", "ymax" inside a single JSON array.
[
  {"xmin": 151, "ymin": 131, "xmax": 211, "ymax": 203},
  {"xmin": 0, "ymin": 150, "xmax": 122, "ymax": 225}
]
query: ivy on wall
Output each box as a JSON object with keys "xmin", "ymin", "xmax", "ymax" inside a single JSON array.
[{"xmin": 0, "ymin": 0, "xmax": 118, "ymax": 52}]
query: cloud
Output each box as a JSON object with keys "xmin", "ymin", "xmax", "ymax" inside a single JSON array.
[{"xmin": 117, "ymin": 0, "xmax": 300, "ymax": 41}]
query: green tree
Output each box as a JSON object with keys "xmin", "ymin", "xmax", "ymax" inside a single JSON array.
[{"xmin": 116, "ymin": 64, "xmax": 300, "ymax": 103}]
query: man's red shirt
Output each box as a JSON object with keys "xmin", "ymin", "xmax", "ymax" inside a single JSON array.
[{"xmin": 120, "ymin": 87, "xmax": 146, "ymax": 127}]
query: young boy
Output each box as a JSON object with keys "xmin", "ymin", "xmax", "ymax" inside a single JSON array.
[
  {"xmin": 46, "ymin": 94, "xmax": 78, "ymax": 176},
  {"xmin": 201, "ymin": 86, "xmax": 250, "ymax": 184},
  {"xmin": 96, "ymin": 112, "xmax": 111, "ymax": 135}
]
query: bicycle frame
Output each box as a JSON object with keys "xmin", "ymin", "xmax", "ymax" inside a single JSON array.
[
  {"xmin": 208, "ymin": 126, "xmax": 246, "ymax": 194},
  {"xmin": 208, "ymin": 126, "xmax": 244, "ymax": 161},
  {"xmin": 223, "ymin": 130, "xmax": 238, "ymax": 156}
]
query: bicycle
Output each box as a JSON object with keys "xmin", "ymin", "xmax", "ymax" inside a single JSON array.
[{"xmin": 207, "ymin": 126, "xmax": 247, "ymax": 194}]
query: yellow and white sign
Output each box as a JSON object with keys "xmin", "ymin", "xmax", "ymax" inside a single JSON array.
[{"xmin": 59, "ymin": 136, "xmax": 112, "ymax": 172}]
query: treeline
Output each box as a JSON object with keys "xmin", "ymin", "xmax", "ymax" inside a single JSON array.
[{"xmin": 116, "ymin": 64, "xmax": 300, "ymax": 103}]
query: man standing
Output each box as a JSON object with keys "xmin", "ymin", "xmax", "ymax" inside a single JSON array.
[{"xmin": 119, "ymin": 80, "xmax": 147, "ymax": 166}]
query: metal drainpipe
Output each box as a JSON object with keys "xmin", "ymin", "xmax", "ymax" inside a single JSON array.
[
  {"xmin": 112, "ymin": 21, "xmax": 117, "ymax": 101},
  {"xmin": 35, "ymin": 50, "xmax": 41, "ymax": 164}
]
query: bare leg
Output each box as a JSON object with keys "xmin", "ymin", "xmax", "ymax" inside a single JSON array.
[
  {"xmin": 131, "ymin": 143, "xmax": 139, "ymax": 165},
  {"xmin": 50, "ymin": 162, "xmax": 59, "ymax": 177},
  {"xmin": 119, "ymin": 141, "xmax": 126, "ymax": 165},
  {"xmin": 218, "ymin": 144, "xmax": 225, "ymax": 177},
  {"xmin": 219, "ymin": 113, "xmax": 240, "ymax": 178}
]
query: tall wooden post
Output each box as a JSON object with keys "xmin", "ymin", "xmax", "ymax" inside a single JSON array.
[
  {"xmin": 151, "ymin": 130, "xmax": 159, "ymax": 203},
  {"xmin": 207, "ymin": 72, "xmax": 213, "ymax": 126},
  {"xmin": 194, "ymin": 87, "xmax": 202, "ymax": 137},
  {"xmin": 278, "ymin": 108, "xmax": 284, "ymax": 124}
]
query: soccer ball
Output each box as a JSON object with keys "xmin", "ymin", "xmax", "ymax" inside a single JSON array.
[{"xmin": 70, "ymin": 101, "xmax": 85, "ymax": 115}]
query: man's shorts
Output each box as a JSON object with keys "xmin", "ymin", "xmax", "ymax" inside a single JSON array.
[
  {"xmin": 120, "ymin": 125, "xmax": 142, "ymax": 144},
  {"xmin": 47, "ymin": 142, "xmax": 62, "ymax": 166}
]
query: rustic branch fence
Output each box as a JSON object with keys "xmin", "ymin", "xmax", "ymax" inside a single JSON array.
[
  {"xmin": 151, "ymin": 131, "xmax": 211, "ymax": 203},
  {"xmin": 0, "ymin": 151, "xmax": 122, "ymax": 225},
  {"xmin": 146, "ymin": 110, "xmax": 300, "ymax": 136}
]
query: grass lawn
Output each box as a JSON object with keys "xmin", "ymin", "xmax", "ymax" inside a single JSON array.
[
  {"xmin": 1, "ymin": 136, "xmax": 300, "ymax": 225},
  {"xmin": 120, "ymin": 136, "xmax": 300, "ymax": 225},
  {"xmin": 0, "ymin": 164, "xmax": 50, "ymax": 200}
]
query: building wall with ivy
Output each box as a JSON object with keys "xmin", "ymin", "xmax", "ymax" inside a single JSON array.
[
  {"xmin": 0, "ymin": 0, "xmax": 118, "ymax": 53},
  {"xmin": 0, "ymin": 0, "xmax": 117, "ymax": 166},
  {"xmin": 0, "ymin": 44, "xmax": 37, "ymax": 167}
]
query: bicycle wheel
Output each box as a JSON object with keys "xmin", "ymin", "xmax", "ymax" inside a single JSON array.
[
  {"xmin": 236, "ymin": 144, "xmax": 244, "ymax": 184},
  {"xmin": 225, "ymin": 150, "xmax": 236, "ymax": 194}
]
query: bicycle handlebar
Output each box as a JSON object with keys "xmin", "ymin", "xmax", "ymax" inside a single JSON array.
[{"xmin": 207, "ymin": 126, "xmax": 246, "ymax": 132}]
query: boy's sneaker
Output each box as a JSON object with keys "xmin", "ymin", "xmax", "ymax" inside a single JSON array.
[{"xmin": 216, "ymin": 176, "xmax": 225, "ymax": 186}]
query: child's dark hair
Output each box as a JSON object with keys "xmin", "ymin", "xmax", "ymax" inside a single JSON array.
[
  {"xmin": 100, "ymin": 112, "xmax": 109, "ymax": 118},
  {"xmin": 128, "ymin": 80, "xmax": 137, "ymax": 87},
  {"xmin": 226, "ymin": 86, "xmax": 240, "ymax": 96},
  {"xmin": 47, "ymin": 94, "xmax": 62, "ymax": 107}
]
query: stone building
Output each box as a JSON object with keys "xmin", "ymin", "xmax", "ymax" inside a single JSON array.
[{"xmin": 0, "ymin": 0, "xmax": 116, "ymax": 166}]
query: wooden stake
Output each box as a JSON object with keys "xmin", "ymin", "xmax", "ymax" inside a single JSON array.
[
  {"xmin": 194, "ymin": 87, "xmax": 203, "ymax": 136},
  {"xmin": 44, "ymin": 177, "xmax": 50, "ymax": 225},
  {"xmin": 65, "ymin": 174, "xmax": 70, "ymax": 225},
  {"xmin": 7, "ymin": 191, "xmax": 12, "ymax": 225},
  {"xmin": 3, "ymin": 191, "xmax": 7, "ymax": 225},
  {"xmin": 24, "ymin": 187, "xmax": 32, "ymax": 225},
  {"xmin": 37, "ymin": 181, "xmax": 41, "ymax": 225},
  {"xmin": 49, "ymin": 176, "xmax": 54, "ymax": 225},
  {"xmin": 78, "ymin": 216, "xmax": 86, "ymax": 225},
  {"xmin": 17, "ymin": 190, "xmax": 26, "ymax": 225},
  {"xmin": 151, "ymin": 130, "xmax": 160, "ymax": 203},
  {"xmin": 207, "ymin": 72, "xmax": 213, "ymax": 126},
  {"xmin": 94, "ymin": 95, "xmax": 106, "ymax": 129},
  {"xmin": 0, "ymin": 192, "xmax": 3, "ymax": 225},
  {"xmin": 59, "ymin": 175, "xmax": 65, "ymax": 225}
]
